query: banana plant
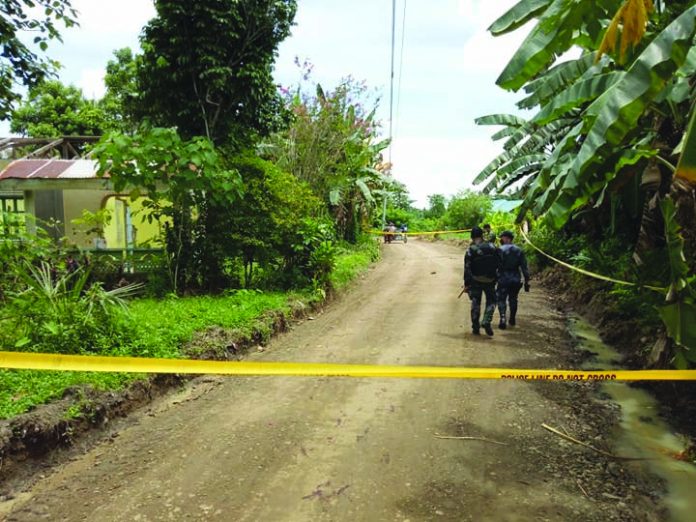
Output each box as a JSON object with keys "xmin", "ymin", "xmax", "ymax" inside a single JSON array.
[
  {"xmin": 675, "ymin": 100, "xmax": 696, "ymax": 184},
  {"xmin": 476, "ymin": 0, "xmax": 696, "ymax": 360}
]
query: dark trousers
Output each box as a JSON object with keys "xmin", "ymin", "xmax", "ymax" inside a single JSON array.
[
  {"xmin": 469, "ymin": 283, "xmax": 496, "ymax": 328},
  {"xmin": 497, "ymin": 280, "xmax": 522, "ymax": 322}
]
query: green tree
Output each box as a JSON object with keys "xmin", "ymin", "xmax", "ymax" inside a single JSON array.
[
  {"xmin": 0, "ymin": 0, "xmax": 78, "ymax": 120},
  {"xmin": 441, "ymin": 191, "xmax": 491, "ymax": 230},
  {"xmin": 426, "ymin": 194, "xmax": 447, "ymax": 219},
  {"xmin": 263, "ymin": 78, "xmax": 389, "ymax": 242},
  {"xmin": 133, "ymin": 0, "xmax": 296, "ymax": 145},
  {"xmin": 220, "ymin": 155, "xmax": 326, "ymax": 288},
  {"xmin": 100, "ymin": 47, "xmax": 140, "ymax": 133},
  {"xmin": 477, "ymin": 0, "xmax": 696, "ymax": 364},
  {"xmin": 387, "ymin": 180, "xmax": 413, "ymax": 211},
  {"xmin": 93, "ymin": 128, "xmax": 243, "ymax": 292},
  {"xmin": 10, "ymin": 80, "xmax": 109, "ymax": 137}
]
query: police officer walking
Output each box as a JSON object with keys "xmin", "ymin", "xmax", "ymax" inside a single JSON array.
[
  {"xmin": 464, "ymin": 226, "xmax": 500, "ymax": 336},
  {"xmin": 497, "ymin": 230, "xmax": 530, "ymax": 329}
]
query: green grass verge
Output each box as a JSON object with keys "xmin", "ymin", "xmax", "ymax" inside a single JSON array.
[
  {"xmin": 0, "ymin": 291, "xmax": 296, "ymax": 419},
  {"xmin": 329, "ymin": 239, "xmax": 380, "ymax": 291},
  {"xmin": 0, "ymin": 243, "xmax": 379, "ymax": 420}
]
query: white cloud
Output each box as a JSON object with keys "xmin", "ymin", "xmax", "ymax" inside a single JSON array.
[
  {"xmin": 78, "ymin": 68, "xmax": 106, "ymax": 99},
  {"xmin": 391, "ymin": 134, "xmax": 504, "ymax": 207},
  {"xmin": 51, "ymin": 0, "xmax": 155, "ymax": 93}
]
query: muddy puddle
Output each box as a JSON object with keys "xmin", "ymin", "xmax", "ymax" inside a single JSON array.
[{"xmin": 568, "ymin": 316, "xmax": 696, "ymax": 522}]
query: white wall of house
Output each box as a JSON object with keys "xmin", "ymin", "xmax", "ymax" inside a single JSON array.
[{"xmin": 62, "ymin": 189, "xmax": 108, "ymax": 247}]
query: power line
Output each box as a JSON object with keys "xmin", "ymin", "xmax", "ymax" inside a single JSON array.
[
  {"xmin": 388, "ymin": 0, "xmax": 397, "ymax": 165},
  {"xmin": 383, "ymin": 0, "xmax": 398, "ymax": 228},
  {"xmin": 394, "ymin": 0, "xmax": 407, "ymax": 141}
]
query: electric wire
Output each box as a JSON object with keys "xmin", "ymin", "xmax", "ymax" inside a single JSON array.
[
  {"xmin": 394, "ymin": 0, "xmax": 407, "ymax": 141},
  {"xmin": 388, "ymin": 0, "xmax": 397, "ymax": 164}
]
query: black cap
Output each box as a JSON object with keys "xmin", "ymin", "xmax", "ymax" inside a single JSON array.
[
  {"xmin": 500, "ymin": 230, "xmax": 514, "ymax": 239},
  {"xmin": 471, "ymin": 226, "xmax": 483, "ymax": 239}
]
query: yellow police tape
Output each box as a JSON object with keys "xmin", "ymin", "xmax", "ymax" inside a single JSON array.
[
  {"xmin": 518, "ymin": 227, "xmax": 666, "ymax": 293},
  {"xmin": 1, "ymin": 351, "xmax": 695, "ymax": 381},
  {"xmin": 371, "ymin": 229, "xmax": 471, "ymax": 236}
]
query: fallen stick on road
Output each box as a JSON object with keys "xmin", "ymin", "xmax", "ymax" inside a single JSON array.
[
  {"xmin": 576, "ymin": 479, "xmax": 590, "ymax": 499},
  {"xmin": 433, "ymin": 434, "xmax": 507, "ymax": 446},
  {"xmin": 541, "ymin": 423, "xmax": 648, "ymax": 461}
]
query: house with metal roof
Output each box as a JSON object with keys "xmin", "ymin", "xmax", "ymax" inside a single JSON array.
[{"xmin": 0, "ymin": 138, "xmax": 162, "ymax": 249}]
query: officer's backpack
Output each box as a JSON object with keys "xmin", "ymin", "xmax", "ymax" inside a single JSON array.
[
  {"xmin": 501, "ymin": 244, "xmax": 522, "ymax": 271},
  {"xmin": 470, "ymin": 243, "xmax": 498, "ymax": 282}
]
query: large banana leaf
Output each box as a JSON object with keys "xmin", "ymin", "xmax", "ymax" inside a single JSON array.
[
  {"xmin": 519, "ymin": 52, "xmax": 600, "ymax": 109},
  {"xmin": 473, "ymin": 119, "xmax": 574, "ymax": 185},
  {"xmin": 483, "ymin": 154, "xmax": 547, "ymax": 193},
  {"xmin": 503, "ymin": 118, "xmax": 575, "ymax": 151},
  {"xmin": 572, "ymin": 6, "xmax": 696, "ymax": 178},
  {"xmin": 474, "ymin": 114, "xmax": 527, "ymax": 127},
  {"xmin": 491, "ymin": 126, "xmax": 520, "ymax": 141},
  {"xmin": 486, "ymin": 159, "xmax": 546, "ymax": 193},
  {"xmin": 680, "ymin": 43, "xmax": 696, "ymax": 76},
  {"xmin": 533, "ymin": 72, "xmax": 623, "ymax": 125},
  {"xmin": 659, "ymin": 299, "xmax": 696, "ymax": 365},
  {"xmin": 546, "ymin": 145, "xmax": 657, "ymax": 227},
  {"xmin": 517, "ymin": 123, "xmax": 583, "ymax": 217},
  {"xmin": 496, "ymin": 0, "xmax": 595, "ymax": 90},
  {"xmin": 497, "ymin": 153, "xmax": 548, "ymax": 178},
  {"xmin": 488, "ymin": 0, "xmax": 553, "ymax": 36},
  {"xmin": 675, "ymin": 102, "xmax": 696, "ymax": 184},
  {"xmin": 355, "ymin": 178, "xmax": 375, "ymax": 205},
  {"xmin": 658, "ymin": 197, "xmax": 696, "ymax": 360}
]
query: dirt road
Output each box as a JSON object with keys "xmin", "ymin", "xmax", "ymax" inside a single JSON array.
[{"xmin": 2, "ymin": 240, "xmax": 663, "ymax": 521}]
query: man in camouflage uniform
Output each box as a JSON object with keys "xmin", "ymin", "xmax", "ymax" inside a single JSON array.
[
  {"xmin": 464, "ymin": 226, "xmax": 500, "ymax": 336},
  {"xmin": 496, "ymin": 230, "xmax": 530, "ymax": 329}
]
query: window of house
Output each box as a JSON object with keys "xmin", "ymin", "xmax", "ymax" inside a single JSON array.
[{"xmin": 0, "ymin": 194, "xmax": 25, "ymax": 236}]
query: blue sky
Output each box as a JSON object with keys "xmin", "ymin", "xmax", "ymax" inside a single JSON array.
[{"xmin": 7, "ymin": 0, "xmax": 529, "ymax": 208}]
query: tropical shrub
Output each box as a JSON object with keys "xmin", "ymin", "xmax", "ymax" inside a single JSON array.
[
  {"xmin": 0, "ymin": 214, "xmax": 54, "ymax": 302},
  {"xmin": 1, "ymin": 263, "xmax": 140, "ymax": 354},
  {"xmin": 440, "ymin": 191, "xmax": 492, "ymax": 230},
  {"xmin": 262, "ymin": 76, "xmax": 390, "ymax": 242},
  {"xmin": 478, "ymin": 1, "xmax": 696, "ymax": 365}
]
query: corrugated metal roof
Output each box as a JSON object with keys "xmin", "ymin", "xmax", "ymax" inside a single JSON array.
[
  {"xmin": 0, "ymin": 159, "xmax": 105, "ymax": 181},
  {"xmin": 491, "ymin": 199, "xmax": 523, "ymax": 213}
]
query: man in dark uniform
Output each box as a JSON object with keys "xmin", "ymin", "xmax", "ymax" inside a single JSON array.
[
  {"xmin": 497, "ymin": 230, "xmax": 530, "ymax": 329},
  {"xmin": 464, "ymin": 226, "xmax": 500, "ymax": 336}
]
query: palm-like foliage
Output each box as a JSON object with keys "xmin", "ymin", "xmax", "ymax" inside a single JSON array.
[
  {"xmin": 262, "ymin": 79, "xmax": 390, "ymax": 242},
  {"xmin": 4, "ymin": 263, "xmax": 142, "ymax": 354},
  {"xmin": 477, "ymin": 0, "xmax": 696, "ymax": 362}
]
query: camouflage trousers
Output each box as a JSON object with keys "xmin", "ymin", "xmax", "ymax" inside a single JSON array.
[
  {"xmin": 497, "ymin": 278, "xmax": 522, "ymax": 322},
  {"xmin": 469, "ymin": 283, "xmax": 496, "ymax": 328}
]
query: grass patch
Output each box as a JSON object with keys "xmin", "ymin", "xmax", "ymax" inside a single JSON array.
[
  {"xmin": 0, "ymin": 242, "xmax": 380, "ymax": 420},
  {"xmin": 0, "ymin": 290, "xmax": 298, "ymax": 420},
  {"xmin": 329, "ymin": 238, "xmax": 380, "ymax": 291}
]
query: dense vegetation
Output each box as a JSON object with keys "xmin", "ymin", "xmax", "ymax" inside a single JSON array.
[
  {"xmin": 0, "ymin": 0, "xmax": 386, "ymax": 419},
  {"xmin": 477, "ymin": 0, "xmax": 696, "ymax": 367}
]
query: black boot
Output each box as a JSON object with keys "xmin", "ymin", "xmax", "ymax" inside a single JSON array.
[
  {"xmin": 509, "ymin": 315, "xmax": 516, "ymax": 327},
  {"xmin": 499, "ymin": 313, "xmax": 507, "ymax": 330},
  {"xmin": 472, "ymin": 322, "xmax": 480, "ymax": 335},
  {"xmin": 483, "ymin": 323, "xmax": 494, "ymax": 336}
]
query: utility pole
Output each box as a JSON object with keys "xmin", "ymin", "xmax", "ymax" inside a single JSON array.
[{"xmin": 383, "ymin": 0, "xmax": 397, "ymax": 229}]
